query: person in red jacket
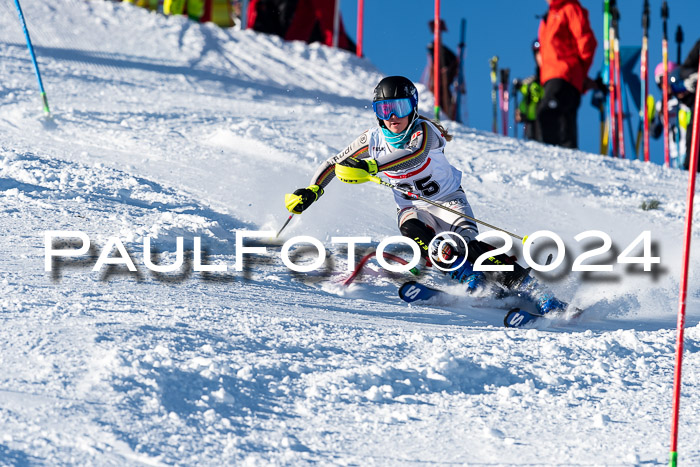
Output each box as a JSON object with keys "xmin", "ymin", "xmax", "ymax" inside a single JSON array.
[{"xmin": 536, "ymin": 0, "xmax": 597, "ymax": 149}]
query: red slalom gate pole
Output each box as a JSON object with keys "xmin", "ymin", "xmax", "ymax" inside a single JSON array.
[
  {"xmin": 614, "ymin": 33, "xmax": 625, "ymax": 158},
  {"xmin": 608, "ymin": 23, "xmax": 618, "ymax": 157},
  {"xmin": 612, "ymin": 5, "xmax": 624, "ymax": 158},
  {"xmin": 342, "ymin": 251, "xmax": 408, "ymax": 287},
  {"xmin": 356, "ymin": 0, "xmax": 363, "ymax": 57},
  {"xmin": 642, "ymin": 37, "xmax": 650, "ymax": 162},
  {"xmin": 433, "ymin": 0, "xmax": 441, "ymax": 120},
  {"xmin": 669, "ymin": 50, "xmax": 700, "ymax": 467}
]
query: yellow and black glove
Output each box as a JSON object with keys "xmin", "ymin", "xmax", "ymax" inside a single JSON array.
[
  {"xmin": 646, "ymin": 94, "xmax": 656, "ymax": 122},
  {"xmin": 284, "ymin": 184, "xmax": 323, "ymax": 214},
  {"xmin": 335, "ymin": 157, "xmax": 378, "ymax": 184}
]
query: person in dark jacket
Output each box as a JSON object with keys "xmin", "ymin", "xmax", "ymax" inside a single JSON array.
[
  {"xmin": 650, "ymin": 62, "xmax": 691, "ymax": 169},
  {"xmin": 536, "ymin": 0, "xmax": 597, "ymax": 149},
  {"xmin": 425, "ymin": 19, "xmax": 459, "ymax": 119}
]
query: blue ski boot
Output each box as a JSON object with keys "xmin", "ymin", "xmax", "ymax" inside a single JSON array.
[
  {"xmin": 450, "ymin": 257, "xmax": 486, "ymax": 293},
  {"xmin": 463, "ymin": 271, "xmax": 486, "ymax": 293},
  {"xmin": 536, "ymin": 293, "xmax": 568, "ymax": 315}
]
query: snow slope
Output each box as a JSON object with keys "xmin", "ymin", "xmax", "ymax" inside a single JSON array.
[{"xmin": 0, "ymin": 1, "xmax": 699, "ymax": 464}]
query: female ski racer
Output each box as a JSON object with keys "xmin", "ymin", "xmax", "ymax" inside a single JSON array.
[{"xmin": 284, "ymin": 76, "xmax": 531, "ymax": 294}]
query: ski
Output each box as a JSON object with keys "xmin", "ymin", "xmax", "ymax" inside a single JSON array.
[
  {"xmin": 504, "ymin": 308, "xmax": 543, "ymax": 328},
  {"xmin": 398, "ymin": 280, "xmax": 445, "ymax": 303},
  {"xmin": 399, "ymin": 280, "xmax": 536, "ymax": 327},
  {"xmin": 399, "ymin": 280, "xmax": 584, "ymax": 328},
  {"xmin": 505, "ymin": 305, "xmax": 585, "ymax": 328}
]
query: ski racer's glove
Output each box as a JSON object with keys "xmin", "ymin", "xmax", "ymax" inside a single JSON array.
[
  {"xmin": 285, "ymin": 185, "xmax": 323, "ymax": 214},
  {"xmin": 335, "ymin": 157, "xmax": 378, "ymax": 184}
]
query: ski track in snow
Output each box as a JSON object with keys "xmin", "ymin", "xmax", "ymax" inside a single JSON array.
[{"xmin": 0, "ymin": 0, "xmax": 699, "ymax": 464}]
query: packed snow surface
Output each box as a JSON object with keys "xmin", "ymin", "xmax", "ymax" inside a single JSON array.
[{"xmin": 1, "ymin": 1, "xmax": 699, "ymax": 464}]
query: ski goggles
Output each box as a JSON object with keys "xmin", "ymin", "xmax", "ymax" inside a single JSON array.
[{"xmin": 372, "ymin": 98, "xmax": 415, "ymax": 120}]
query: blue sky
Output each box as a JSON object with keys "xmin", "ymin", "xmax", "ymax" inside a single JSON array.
[{"xmin": 340, "ymin": 0, "xmax": 700, "ymax": 166}]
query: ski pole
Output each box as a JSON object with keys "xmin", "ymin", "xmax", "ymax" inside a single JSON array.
[
  {"xmin": 276, "ymin": 214, "xmax": 294, "ymax": 238},
  {"xmin": 12, "ymin": 0, "xmax": 50, "ymax": 116},
  {"xmin": 362, "ymin": 174, "xmax": 524, "ymax": 242}
]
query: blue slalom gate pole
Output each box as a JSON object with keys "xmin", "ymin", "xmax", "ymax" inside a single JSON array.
[{"xmin": 12, "ymin": 0, "xmax": 50, "ymax": 116}]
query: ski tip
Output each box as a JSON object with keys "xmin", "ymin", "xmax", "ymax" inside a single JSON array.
[
  {"xmin": 398, "ymin": 280, "xmax": 419, "ymax": 301},
  {"xmin": 504, "ymin": 306, "xmax": 585, "ymax": 328},
  {"xmin": 398, "ymin": 280, "xmax": 418, "ymax": 296},
  {"xmin": 398, "ymin": 281, "xmax": 445, "ymax": 304},
  {"xmin": 504, "ymin": 308, "xmax": 543, "ymax": 328},
  {"xmin": 504, "ymin": 308, "xmax": 522, "ymax": 328}
]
